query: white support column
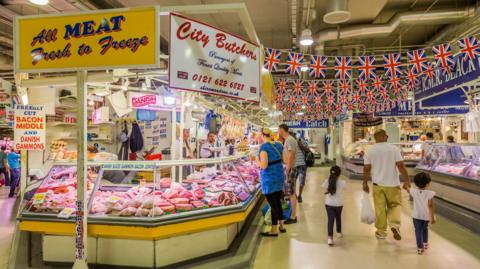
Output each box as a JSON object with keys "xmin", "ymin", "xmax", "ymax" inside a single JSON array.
[
  {"xmin": 73, "ymin": 71, "xmax": 89, "ymax": 269},
  {"xmin": 171, "ymin": 99, "xmax": 177, "ymax": 181},
  {"xmin": 179, "ymin": 92, "xmax": 185, "ymax": 182}
]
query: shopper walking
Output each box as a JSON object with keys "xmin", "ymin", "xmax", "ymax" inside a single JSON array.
[
  {"xmin": 295, "ymin": 137, "xmax": 310, "ymax": 203},
  {"xmin": 256, "ymin": 128, "xmax": 286, "ymax": 236},
  {"xmin": 278, "ymin": 124, "xmax": 298, "ymax": 224},
  {"xmin": 409, "ymin": 172, "xmax": 436, "ymax": 255},
  {"xmin": 322, "ymin": 166, "xmax": 345, "ymax": 246},
  {"xmin": 363, "ymin": 129, "xmax": 410, "ymax": 240},
  {"xmin": 0, "ymin": 146, "xmax": 9, "ymax": 187},
  {"xmin": 8, "ymin": 149, "xmax": 21, "ymax": 198}
]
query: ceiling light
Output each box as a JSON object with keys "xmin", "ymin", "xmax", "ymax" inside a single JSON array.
[
  {"xmin": 301, "ymin": 65, "xmax": 309, "ymax": 72},
  {"xmin": 301, "ymin": 105, "xmax": 306, "ymax": 109},
  {"xmin": 164, "ymin": 95, "xmax": 176, "ymax": 105},
  {"xmin": 297, "ymin": 112, "xmax": 304, "ymax": 116},
  {"xmin": 29, "ymin": 0, "xmax": 49, "ymax": 5},
  {"xmin": 299, "ymin": 28, "xmax": 314, "ymax": 46}
]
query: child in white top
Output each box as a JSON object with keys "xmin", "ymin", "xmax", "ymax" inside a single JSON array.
[
  {"xmin": 321, "ymin": 166, "xmax": 346, "ymax": 246},
  {"xmin": 410, "ymin": 172, "xmax": 436, "ymax": 255}
]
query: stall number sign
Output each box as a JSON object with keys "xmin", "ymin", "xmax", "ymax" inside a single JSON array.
[
  {"xmin": 14, "ymin": 105, "xmax": 46, "ymax": 150},
  {"xmin": 15, "ymin": 6, "xmax": 159, "ymax": 72},
  {"xmin": 169, "ymin": 13, "xmax": 260, "ymax": 102}
]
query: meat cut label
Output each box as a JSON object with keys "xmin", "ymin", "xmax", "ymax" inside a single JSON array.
[{"xmin": 14, "ymin": 105, "xmax": 46, "ymax": 151}]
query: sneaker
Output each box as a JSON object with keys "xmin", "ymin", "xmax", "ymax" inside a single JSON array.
[
  {"xmin": 424, "ymin": 243, "xmax": 429, "ymax": 249},
  {"xmin": 391, "ymin": 227, "xmax": 402, "ymax": 241},
  {"xmin": 298, "ymin": 196, "xmax": 303, "ymax": 203},
  {"xmin": 284, "ymin": 218, "xmax": 298, "ymax": 225},
  {"xmin": 327, "ymin": 237, "xmax": 334, "ymax": 246},
  {"xmin": 375, "ymin": 232, "xmax": 386, "ymax": 239},
  {"xmin": 337, "ymin": 233, "xmax": 343, "ymax": 239},
  {"xmin": 417, "ymin": 249, "xmax": 424, "ymax": 255}
]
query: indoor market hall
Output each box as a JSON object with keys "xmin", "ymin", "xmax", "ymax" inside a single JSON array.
[{"xmin": 0, "ymin": 0, "xmax": 480, "ymax": 269}]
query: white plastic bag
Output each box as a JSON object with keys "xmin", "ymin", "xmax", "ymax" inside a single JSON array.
[{"xmin": 360, "ymin": 192, "xmax": 376, "ymax": 224}]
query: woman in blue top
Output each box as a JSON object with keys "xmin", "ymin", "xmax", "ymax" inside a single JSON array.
[
  {"xmin": 256, "ymin": 128, "xmax": 286, "ymax": 236},
  {"xmin": 8, "ymin": 149, "xmax": 21, "ymax": 198}
]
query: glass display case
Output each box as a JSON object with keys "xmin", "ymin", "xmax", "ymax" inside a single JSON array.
[
  {"xmin": 20, "ymin": 154, "xmax": 261, "ymax": 224},
  {"xmin": 343, "ymin": 141, "xmax": 373, "ymax": 161},
  {"xmin": 394, "ymin": 142, "xmax": 422, "ymax": 162},
  {"xmin": 416, "ymin": 143, "xmax": 480, "ymax": 181}
]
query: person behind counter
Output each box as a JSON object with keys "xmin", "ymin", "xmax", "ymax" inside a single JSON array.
[
  {"xmin": 447, "ymin": 135, "xmax": 455, "ymax": 143},
  {"xmin": 200, "ymin": 132, "xmax": 223, "ymax": 158}
]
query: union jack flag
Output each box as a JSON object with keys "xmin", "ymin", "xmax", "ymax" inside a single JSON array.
[
  {"xmin": 336, "ymin": 102, "xmax": 343, "ymax": 113},
  {"xmin": 288, "ymin": 93, "xmax": 297, "ymax": 105},
  {"xmin": 306, "ymin": 105, "xmax": 312, "ymax": 113},
  {"xmin": 276, "ymin": 78, "xmax": 287, "ymax": 95},
  {"xmin": 352, "ymin": 91, "xmax": 361, "ymax": 103},
  {"xmin": 407, "ymin": 49, "xmax": 428, "ymax": 75},
  {"xmin": 388, "ymin": 76, "xmax": 402, "ymax": 92},
  {"xmin": 307, "ymin": 81, "xmax": 318, "ymax": 96},
  {"xmin": 372, "ymin": 75, "xmax": 384, "ymax": 92},
  {"xmin": 301, "ymin": 93, "xmax": 308, "ymax": 104},
  {"xmin": 323, "ymin": 80, "xmax": 333, "ymax": 96},
  {"xmin": 286, "ymin": 52, "xmax": 304, "ymax": 77},
  {"xmin": 406, "ymin": 68, "xmax": 419, "ymax": 89},
  {"xmin": 383, "ymin": 53, "xmax": 402, "ymax": 79},
  {"xmin": 264, "ymin": 48, "xmax": 281, "ymax": 72},
  {"xmin": 334, "ymin": 56, "xmax": 352, "ymax": 80},
  {"xmin": 355, "ymin": 78, "xmax": 368, "ymax": 95},
  {"xmin": 339, "ymin": 93, "xmax": 347, "ymax": 104},
  {"xmin": 276, "ymin": 91, "xmax": 284, "ymax": 102},
  {"xmin": 277, "ymin": 102, "xmax": 283, "ymax": 111},
  {"xmin": 338, "ymin": 80, "xmax": 350, "ymax": 97},
  {"xmin": 293, "ymin": 80, "xmax": 303, "ymax": 96},
  {"xmin": 325, "ymin": 104, "xmax": 332, "ymax": 113},
  {"xmin": 309, "ymin": 55, "xmax": 328, "ymax": 79},
  {"xmin": 424, "ymin": 62, "xmax": 435, "ymax": 80},
  {"xmin": 315, "ymin": 104, "xmax": 322, "ymax": 113},
  {"xmin": 432, "ymin": 43, "xmax": 455, "ymax": 74},
  {"xmin": 314, "ymin": 95, "xmax": 322, "ymax": 105},
  {"xmin": 458, "ymin": 36, "xmax": 480, "ymax": 61},
  {"xmin": 379, "ymin": 85, "xmax": 388, "ymax": 100},
  {"xmin": 366, "ymin": 89, "xmax": 375, "ymax": 103},
  {"xmin": 347, "ymin": 101, "xmax": 354, "ymax": 111},
  {"xmin": 358, "ymin": 55, "xmax": 376, "ymax": 81},
  {"xmin": 327, "ymin": 94, "xmax": 335, "ymax": 105}
]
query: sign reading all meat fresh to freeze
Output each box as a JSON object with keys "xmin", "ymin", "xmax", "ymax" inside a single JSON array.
[
  {"xmin": 169, "ymin": 13, "xmax": 260, "ymax": 102},
  {"xmin": 14, "ymin": 105, "xmax": 46, "ymax": 150}
]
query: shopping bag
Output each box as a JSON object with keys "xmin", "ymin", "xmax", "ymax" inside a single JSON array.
[
  {"xmin": 360, "ymin": 192, "xmax": 376, "ymax": 225},
  {"xmin": 262, "ymin": 200, "xmax": 292, "ymax": 225}
]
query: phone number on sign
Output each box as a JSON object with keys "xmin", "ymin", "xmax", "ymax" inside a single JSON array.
[{"xmin": 191, "ymin": 74, "xmax": 245, "ymax": 91}]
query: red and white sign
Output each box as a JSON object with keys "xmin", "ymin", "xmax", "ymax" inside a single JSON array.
[
  {"xmin": 128, "ymin": 92, "xmax": 164, "ymax": 111},
  {"xmin": 14, "ymin": 105, "xmax": 45, "ymax": 150},
  {"xmin": 169, "ymin": 13, "xmax": 260, "ymax": 102}
]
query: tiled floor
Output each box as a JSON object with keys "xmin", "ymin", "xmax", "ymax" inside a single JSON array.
[
  {"xmin": 252, "ymin": 167, "xmax": 480, "ymax": 269},
  {"xmin": 0, "ymin": 187, "xmax": 18, "ymax": 269}
]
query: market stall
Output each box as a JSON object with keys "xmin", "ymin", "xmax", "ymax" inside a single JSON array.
[{"xmin": 12, "ymin": 5, "xmax": 268, "ymax": 269}]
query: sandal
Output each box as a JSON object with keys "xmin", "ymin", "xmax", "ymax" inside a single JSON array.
[{"xmin": 260, "ymin": 232, "xmax": 279, "ymax": 237}]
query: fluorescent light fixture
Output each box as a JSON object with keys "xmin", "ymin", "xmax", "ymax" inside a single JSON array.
[
  {"xmin": 299, "ymin": 28, "xmax": 314, "ymax": 46},
  {"xmin": 164, "ymin": 95, "xmax": 176, "ymax": 105},
  {"xmin": 301, "ymin": 105, "xmax": 306, "ymax": 109},
  {"xmin": 29, "ymin": 0, "xmax": 49, "ymax": 5},
  {"xmin": 297, "ymin": 112, "xmax": 304, "ymax": 116},
  {"xmin": 21, "ymin": 94, "xmax": 29, "ymax": 105},
  {"xmin": 301, "ymin": 65, "xmax": 309, "ymax": 72}
]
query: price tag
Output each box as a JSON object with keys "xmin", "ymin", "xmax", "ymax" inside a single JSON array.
[
  {"xmin": 32, "ymin": 193, "xmax": 46, "ymax": 205},
  {"xmin": 58, "ymin": 207, "xmax": 76, "ymax": 219},
  {"xmin": 107, "ymin": 195, "xmax": 121, "ymax": 203}
]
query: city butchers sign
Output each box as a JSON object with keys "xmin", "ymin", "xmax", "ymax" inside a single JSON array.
[
  {"xmin": 14, "ymin": 6, "xmax": 159, "ymax": 72},
  {"xmin": 169, "ymin": 13, "xmax": 260, "ymax": 102}
]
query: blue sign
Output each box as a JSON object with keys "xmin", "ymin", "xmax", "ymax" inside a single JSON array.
[
  {"xmin": 414, "ymin": 55, "xmax": 480, "ymax": 100},
  {"xmin": 283, "ymin": 119, "xmax": 329, "ymax": 128},
  {"xmin": 416, "ymin": 86, "xmax": 468, "ymax": 115}
]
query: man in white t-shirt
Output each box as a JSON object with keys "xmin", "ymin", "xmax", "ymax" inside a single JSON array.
[{"xmin": 363, "ymin": 129, "xmax": 411, "ymax": 240}]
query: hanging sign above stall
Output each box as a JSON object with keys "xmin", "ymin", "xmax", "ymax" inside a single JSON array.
[
  {"xmin": 169, "ymin": 13, "xmax": 261, "ymax": 102},
  {"xmin": 414, "ymin": 55, "xmax": 480, "ymax": 101},
  {"xmin": 283, "ymin": 119, "xmax": 329, "ymax": 129},
  {"xmin": 415, "ymin": 87, "xmax": 469, "ymax": 115},
  {"xmin": 353, "ymin": 113, "xmax": 383, "ymax": 127},
  {"xmin": 14, "ymin": 6, "xmax": 159, "ymax": 72},
  {"xmin": 14, "ymin": 105, "xmax": 46, "ymax": 150}
]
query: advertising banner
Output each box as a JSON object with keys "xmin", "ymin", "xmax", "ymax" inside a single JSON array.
[
  {"xmin": 15, "ymin": 6, "xmax": 159, "ymax": 72},
  {"xmin": 414, "ymin": 55, "xmax": 480, "ymax": 101},
  {"xmin": 415, "ymin": 87, "xmax": 469, "ymax": 115},
  {"xmin": 169, "ymin": 13, "xmax": 261, "ymax": 102},
  {"xmin": 375, "ymin": 101, "xmax": 414, "ymax": 117},
  {"xmin": 14, "ymin": 105, "xmax": 46, "ymax": 150},
  {"xmin": 283, "ymin": 119, "xmax": 329, "ymax": 128}
]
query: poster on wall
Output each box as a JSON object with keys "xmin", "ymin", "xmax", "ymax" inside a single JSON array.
[
  {"xmin": 15, "ymin": 6, "xmax": 159, "ymax": 72},
  {"xmin": 14, "ymin": 105, "xmax": 46, "ymax": 150},
  {"xmin": 169, "ymin": 13, "xmax": 261, "ymax": 102}
]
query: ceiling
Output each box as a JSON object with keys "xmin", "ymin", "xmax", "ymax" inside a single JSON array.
[{"xmin": 0, "ymin": 0, "xmax": 478, "ymax": 77}]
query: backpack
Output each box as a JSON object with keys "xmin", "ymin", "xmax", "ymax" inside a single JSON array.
[{"xmin": 297, "ymin": 140, "xmax": 315, "ymax": 167}]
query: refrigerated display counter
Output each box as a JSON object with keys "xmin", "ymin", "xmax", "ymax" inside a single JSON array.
[
  {"xmin": 18, "ymin": 154, "xmax": 263, "ymax": 268},
  {"xmin": 415, "ymin": 143, "xmax": 480, "ymax": 234}
]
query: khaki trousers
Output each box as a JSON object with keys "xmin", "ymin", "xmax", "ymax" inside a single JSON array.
[{"xmin": 373, "ymin": 185, "xmax": 402, "ymax": 236}]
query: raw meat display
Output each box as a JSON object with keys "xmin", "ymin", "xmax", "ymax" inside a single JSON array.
[
  {"xmin": 24, "ymin": 166, "xmax": 96, "ymax": 215},
  {"xmin": 88, "ymin": 160, "xmax": 260, "ymax": 218},
  {"xmin": 433, "ymin": 163, "xmax": 469, "ymax": 175}
]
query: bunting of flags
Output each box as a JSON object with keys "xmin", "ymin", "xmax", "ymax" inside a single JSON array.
[{"xmin": 266, "ymin": 34, "xmax": 480, "ymax": 120}]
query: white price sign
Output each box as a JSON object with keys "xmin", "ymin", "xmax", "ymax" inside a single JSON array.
[
  {"xmin": 169, "ymin": 13, "xmax": 260, "ymax": 102},
  {"xmin": 14, "ymin": 105, "xmax": 46, "ymax": 150}
]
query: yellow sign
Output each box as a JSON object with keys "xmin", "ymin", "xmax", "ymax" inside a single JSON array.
[{"xmin": 14, "ymin": 6, "xmax": 159, "ymax": 72}]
